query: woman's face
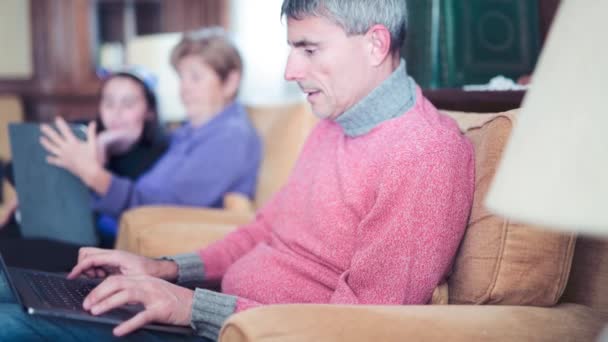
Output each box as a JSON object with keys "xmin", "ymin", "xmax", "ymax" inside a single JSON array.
[
  {"xmin": 99, "ymin": 76, "xmax": 149, "ymax": 133},
  {"xmin": 176, "ymin": 55, "xmax": 228, "ymax": 125}
]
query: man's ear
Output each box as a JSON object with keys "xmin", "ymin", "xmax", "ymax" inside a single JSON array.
[
  {"xmin": 366, "ymin": 24, "xmax": 392, "ymax": 66},
  {"xmin": 222, "ymin": 71, "xmax": 241, "ymax": 100}
]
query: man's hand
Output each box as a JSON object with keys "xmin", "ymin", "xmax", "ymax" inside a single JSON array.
[
  {"xmin": 68, "ymin": 247, "xmax": 178, "ymax": 282},
  {"xmin": 84, "ymin": 275, "xmax": 194, "ymax": 336}
]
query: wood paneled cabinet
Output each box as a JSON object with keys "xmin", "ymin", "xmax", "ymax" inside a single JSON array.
[{"xmin": 0, "ymin": 0, "xmax": 226, "ymax": 122}]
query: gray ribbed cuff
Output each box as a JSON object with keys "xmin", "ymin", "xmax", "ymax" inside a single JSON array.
[
  {"xmin": 162, "ymin": 253, "xmax": 206, "ymax": 286},
  {"xmin": 191, "ymin": 288, "xmax": 237, "ymax": 341}
]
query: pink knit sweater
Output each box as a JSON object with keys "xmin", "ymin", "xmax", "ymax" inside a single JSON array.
[{"xmin": 196, "ymin": 86, "xmax": 475, "ymax": 314}]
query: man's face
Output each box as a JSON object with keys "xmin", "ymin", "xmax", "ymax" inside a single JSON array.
[{"xmin": 285, "ymin": 16, "xmax": 370, "ymax": 119}]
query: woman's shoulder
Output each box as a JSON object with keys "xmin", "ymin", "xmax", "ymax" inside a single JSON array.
[{"xmin": 218, "ymin": 103, "xmax": 261, "ymax": 139}]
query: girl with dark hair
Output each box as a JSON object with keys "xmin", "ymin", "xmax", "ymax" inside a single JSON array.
[
  {"xmin": 95, "ymin": 70, "xmax": 168, "ymax": 181},
  {"xmin": 0, "ymin": 68, "xmax": 168, "ymax": 270}
]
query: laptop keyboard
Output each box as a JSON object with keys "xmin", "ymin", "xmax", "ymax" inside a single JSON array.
[{"xmin": 24, "ymin": 272, "xmax": 96, "ymax": 310}]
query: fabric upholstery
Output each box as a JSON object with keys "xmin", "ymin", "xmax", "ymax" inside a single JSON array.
[
  {"xmin": 220, "ymin": 303, "xmax": 605, "ymax": 342},
  {"xmin": 0, "ymin": 95, "xmax": 23, "ymax": 212},
  {"xmin": 246, "ymin": 103, "xmax": 318, "ymax": 208},
  {"xmin": 132, "ymin": 222, "xmax": 239, "ymax": 258},
  {"xmin": 445, "ymin": 110, "xmax": 576, "ymax": 306},
  {"xmin": 116, "ymin": 206, "xmax": 252, "ymax": 256},
  {"xmin": 0, "ymin": 95, "xmax": 24, "ymax": 161}
]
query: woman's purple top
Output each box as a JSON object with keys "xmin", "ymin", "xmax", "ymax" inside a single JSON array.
[{"xmin": 93, "ymin": 102, "xmax": 262, "ymax": 218}]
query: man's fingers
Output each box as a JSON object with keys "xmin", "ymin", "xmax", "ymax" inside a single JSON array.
[
  {"xmin": 84, "ymin": 276, "xmax": 130, "ymax": 310},
  {"xmin": 113, "ymin": 310, "xmax": 153, "ymax": 337},
  {"xmin": 68, "ymin": 252, "xmax": 121, "ymax": 279},
  {"xmin": 96, "ymin": 269, "xmax": 107, "ymax": 278},
  {"xmin": 90, "ymin": 288, "xmax": 136, "ymax": 316},
  {"xmin": 68, "ymin": 258, "xmax": 97, "ymax": 279},
  {"xmin": 77, "ymin": 247, "xmax": 106, "ymax": 264},
  {"xmin": 69, "ymin": 248, "xmax": 116, "ymax": 278},
  {"xmin": 84, "ymin": 269, "xmax": 97, "ymax": 279}
]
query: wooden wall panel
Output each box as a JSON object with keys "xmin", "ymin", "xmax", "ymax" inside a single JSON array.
[
  {"xmin": 0, "ymin": 0, "xmax": 100, "ymax": 122},
  {"xmin": 162, "ymin": 0, "xmax": 226, "ymax": 32}
]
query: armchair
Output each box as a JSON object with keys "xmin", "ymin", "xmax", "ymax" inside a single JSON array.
[{"xmin": 117, "ymin": 109, "xmax": 608, "ymax": 341}]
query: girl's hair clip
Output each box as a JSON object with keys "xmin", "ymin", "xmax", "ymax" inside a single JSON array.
[{"xmin": 96, "ymin": 66, "xmax": 158, "ymax": 93}]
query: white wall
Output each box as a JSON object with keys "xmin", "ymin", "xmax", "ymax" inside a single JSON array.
[
  {"xmin": 0, "ymin": 0, "xmax": 33, "ymax": 79},
  {"xmin": 125, "ymin": 33, "xmax": 184, "ymax": 123},
  {"xmin": 230, "ymin": 0, "xmax": 304, "ymax": 106}
]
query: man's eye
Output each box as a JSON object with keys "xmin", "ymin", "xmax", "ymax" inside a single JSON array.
[{"xmin": 305, "ymin": 49, "xmax": 315, "ymax": 56}]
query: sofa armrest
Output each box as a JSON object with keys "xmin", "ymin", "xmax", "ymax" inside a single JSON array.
[
  {"xmin": 115, "ymin": 206, "xmax": 254, "ymax": 257},
  {"xmin": 0, "ymin": 181, "xmax": 16, "ymax": 227},
  {"xmin": 220, "ymin": 303, "xmax": 605, "ymax": 342},
  {"xmin": 223, "ymin": 193, "xmax": 255, "ymax": 213}
]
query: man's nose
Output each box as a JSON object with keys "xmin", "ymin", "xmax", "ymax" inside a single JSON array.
[{"xmin": 284, "ymin": 52, "xmax": 305, "ymax": 81}]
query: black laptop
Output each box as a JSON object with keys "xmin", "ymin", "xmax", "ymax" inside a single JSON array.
[
  {"xmin": 8, "ymin": 123, "xmax": 98, "ymax": 246},
  {"xmin": 0, "ymin": 253, "xmax": 192, "ymax": 335}
]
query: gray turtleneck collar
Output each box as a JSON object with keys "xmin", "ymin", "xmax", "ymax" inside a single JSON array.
[{"xmin": 335, "ymin": 59, "xmax": 416, "ymax": 137}]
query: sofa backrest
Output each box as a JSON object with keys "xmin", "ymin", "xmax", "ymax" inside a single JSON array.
[
  {"xmin": 0, "ymin": 95, "xmax": 24, "ymax": 161},
  {"xmin": 246, "ymin": 103, "xmax": 317, "ymax": 209},
  {"xmin": 443, "ymin": 110, "xmax": 598, "ymax": 309}
]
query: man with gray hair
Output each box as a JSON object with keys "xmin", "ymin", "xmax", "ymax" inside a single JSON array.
[{"xmin": 0, "ymin": 1, "xmax": 474, "ymax": 341}]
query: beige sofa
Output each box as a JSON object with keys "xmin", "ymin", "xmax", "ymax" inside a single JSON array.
[{"xmin": 116, "ymin": 105, "xmax": 608, "ymax": 341}]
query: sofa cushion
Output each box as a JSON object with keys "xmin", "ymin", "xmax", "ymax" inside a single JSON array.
[
  {"xmin": 246, "ymin": 103, "xmax": 317, "ymax": 209},
  {"xmin": 444, "ymin": 110, "xmax": 576, "ymax": 306}
]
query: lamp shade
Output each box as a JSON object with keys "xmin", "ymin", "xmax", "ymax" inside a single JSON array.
[{"xmin": 485, "ymin": 0, "xmax": 608, "ymax": 235}]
